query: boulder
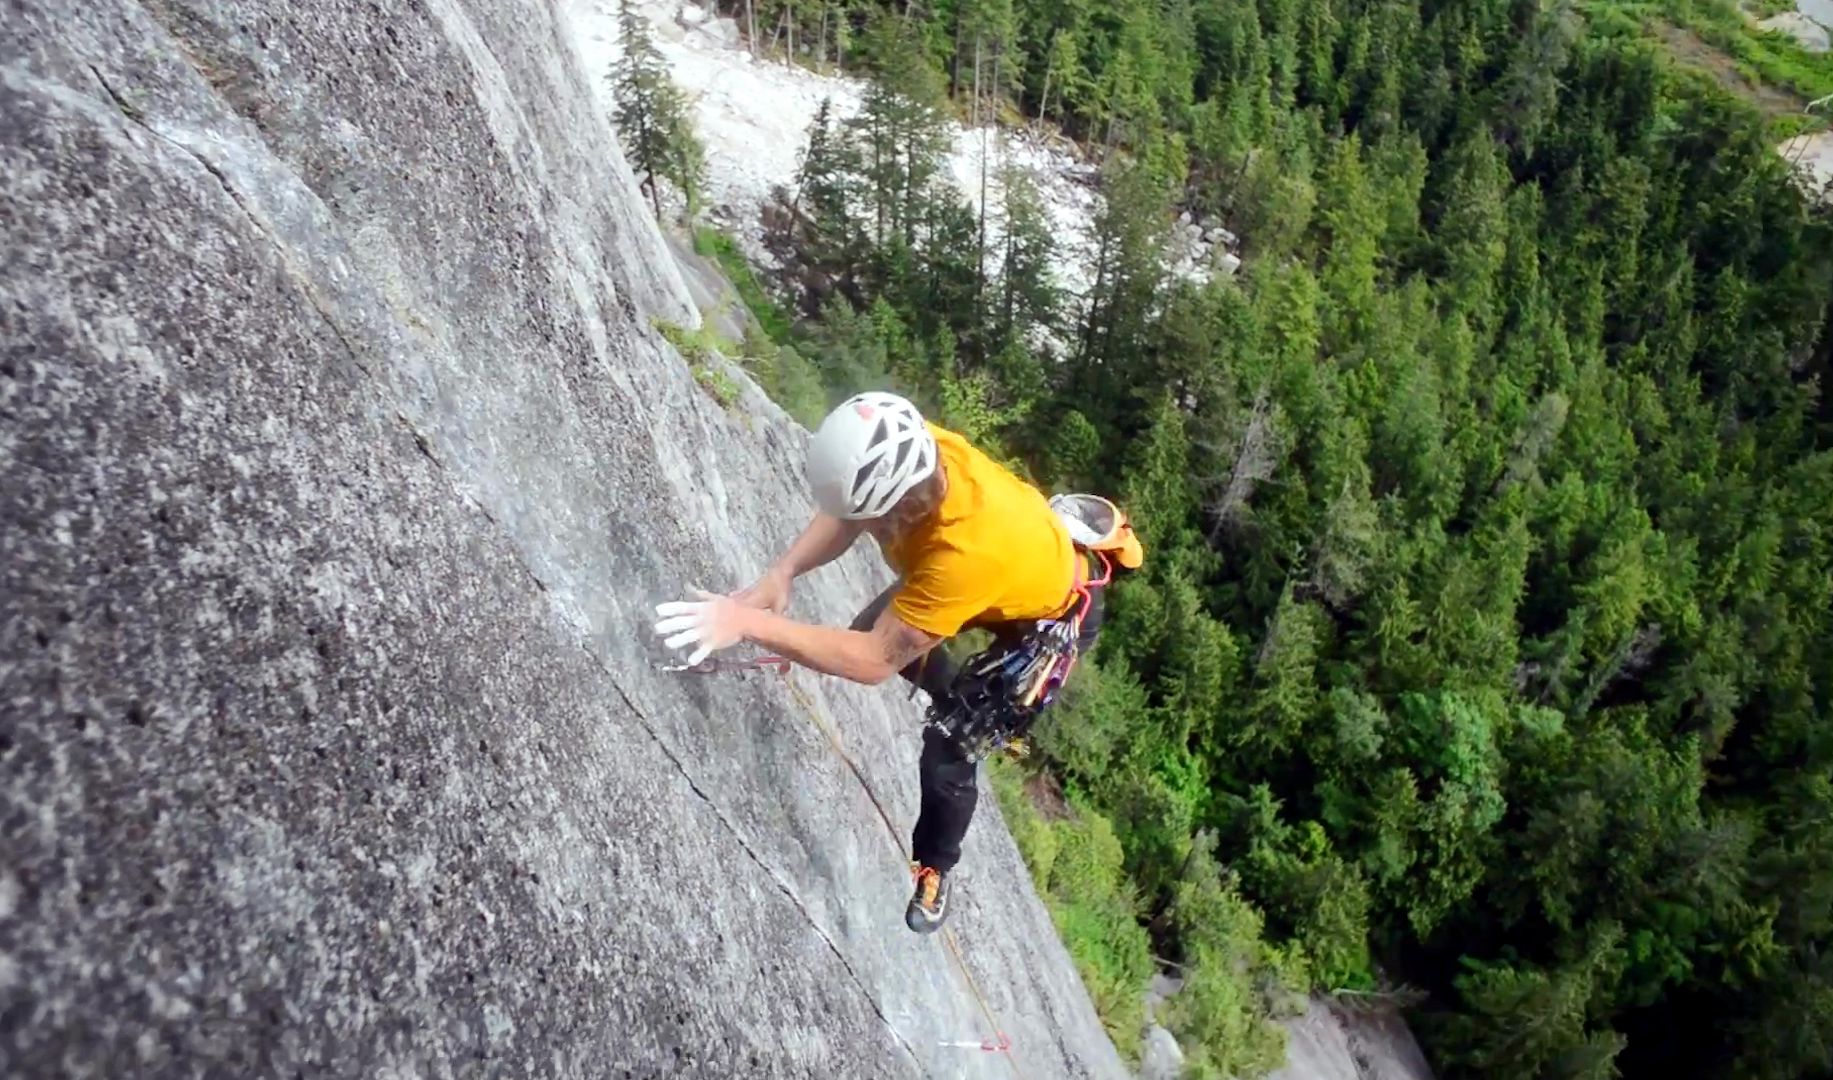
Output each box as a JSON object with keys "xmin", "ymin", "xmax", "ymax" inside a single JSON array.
[
  {"xmin": 1759, "ymin": 12, "xmax": 1830, "ymax": 52},
  {"xmin": 1139, "ymin": 1025, "xmax": 1186, "ymax": 1080},
  {"xmin": 706, "ymin": 15, "xmax": 743, "ymax": 48}
]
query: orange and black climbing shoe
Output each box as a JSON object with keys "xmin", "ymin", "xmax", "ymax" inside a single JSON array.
[{"xmin": 906, "ymin": 862, "xmax": 952, "ymax": 934}]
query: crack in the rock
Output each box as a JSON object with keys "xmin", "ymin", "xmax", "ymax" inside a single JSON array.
[
  {"xmin": 84, "ymin": 49, "xmax": 930, "ymax": 1080},
  {"xmin": 591, "ymin": 648, "xmax": 926, "ymax": 1071},
  {"xmin": 86, "ymin": 64, "xmax": 373, "ymax": 380},
  {"xmin": 374, "ymin": 388, "xmax": 918, "ymax": 1066}
]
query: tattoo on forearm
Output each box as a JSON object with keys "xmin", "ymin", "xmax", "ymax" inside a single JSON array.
[{"xmin": 881, "ymin": 623, "xmax": 936, "ymax": 672}]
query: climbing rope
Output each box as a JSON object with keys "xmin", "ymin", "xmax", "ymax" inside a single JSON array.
[
  {"xmin": 775, "ymin": 672, "xmax": 1025, "ymax": 1079},
  {"xmin": 665, "ymin": 558, "xmax": 1120, "ymax": 1076}
]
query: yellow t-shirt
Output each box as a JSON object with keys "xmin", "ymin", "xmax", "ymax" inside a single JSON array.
[{"xmin": 881, "ymin": 424, "xmax": 1077, "ymax": 637}]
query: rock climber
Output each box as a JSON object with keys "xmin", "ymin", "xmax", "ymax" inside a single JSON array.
[{"xmin": 653, "ymin": 391, "xmax": 1140, "ymax": 933}]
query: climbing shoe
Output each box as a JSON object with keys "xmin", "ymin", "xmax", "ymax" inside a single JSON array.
[{"xmin": 906, "ymin": 862, "xmax": 952, "ymax": 934}]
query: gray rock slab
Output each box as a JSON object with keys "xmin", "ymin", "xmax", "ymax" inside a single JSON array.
[
  {"xmin": 1137, "ymin": 1025, "xmax": 1185, "ymax": 1080},
  {"xmin": 663, "ymin": 229, "xmax": 755, "ymax": 346},
  {"xmin": 706, "ymin": 16, "xmax": 744, "ymax": 50},
  {"xmin": 1269, "ymin": 997, "xmax": 1435, "ymax": 1080},
  {"xmin": 1782, "ymin": 130, "xmax": 1833, "ymax": 203},
  {"xmin": 1801, "ymin": 0, "xmax": 1833, "ymax": 34},
  {"xmin": 0, "ymin": 1, "xmax": 1127, "ymax": 1077},
  {"xmin": 1760, "ymin": 11, "xmax": 1830, "ymax": 52}
]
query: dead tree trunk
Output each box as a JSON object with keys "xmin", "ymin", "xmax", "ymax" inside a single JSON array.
[
  {"xmin": 973, "ymin": 34, "xmax": 988, "ymax": 360},
  {"xmin": 1207, "ymin": 387, "xmax": 1279, "ymax": 542}
]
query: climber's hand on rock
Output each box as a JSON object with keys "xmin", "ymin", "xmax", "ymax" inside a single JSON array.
[
  {"xmin": 729, "ymin": 567, "xmax": 792, "ymax": 615},
  {"xmin": 654, "ymin": 588, "xmax": 751, "ymax": 666}
]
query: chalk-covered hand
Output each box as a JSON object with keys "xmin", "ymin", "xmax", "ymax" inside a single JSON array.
[{"xmin": 654, "ymin": 588, "xmax": 751, "ymax": 666}]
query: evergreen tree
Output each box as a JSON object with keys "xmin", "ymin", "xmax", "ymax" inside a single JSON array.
[
  {"xmin": 1493, "ymin": 0, "xmax": 1581, "ymax": 153},
  {"xmin": 1434, "ymin": 925, "xmax": 1628, "ymax": 1080},
  {"xmin": 1433, "ymin": 126, "xmax": 1509, "ymax": 337},
  {"xmin": 1075, "ymin": 159, "xmax": 1169, "ymax": 398},
  {"xmin": 849, "ymin": 17, "xmax": 952, "ymax": 249},
  {"xmin": 1315, "ymin": 133, "xmax": 1382, "ymax": 352},
  {"xmin": 727, "ymin": 0, "xmax": 1833, "ymax": 1069},
  {"xmin": 992, "ymin": 164, "xmax": 1059, "ymax": 356},
  {"xmin": 793, "ymin": 97, "xmax": 864, "ymax": 273},
  {"xmin": 610, "ymin": 0, "xmax": 704, "ymax": 220},
  {"xmin": 1037, "ymin": 27, "xmax": 1089, "ymax": 130}
]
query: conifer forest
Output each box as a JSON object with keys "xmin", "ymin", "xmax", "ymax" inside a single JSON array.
[{"xmin": 621, "ymin": 0, "xmax": 1833, "ymax": 1073}]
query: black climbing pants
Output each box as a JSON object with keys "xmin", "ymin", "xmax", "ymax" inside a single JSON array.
[{"xmin": 852, "ymin": 582, "xmax": 1104, "ymax": 873}]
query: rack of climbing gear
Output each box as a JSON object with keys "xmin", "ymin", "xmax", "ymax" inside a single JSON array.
[
  {"xmin": 926, "ymin": 549, "xmax": 1114, "ymax": 763},
  {"xmin": 924, "ymin": 491, "xmax": 1142, "ymax": 762}
]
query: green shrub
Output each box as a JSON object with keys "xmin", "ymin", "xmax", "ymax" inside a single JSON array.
[
  {"xmin": 693, "ymin": 365, "xmax": 741, "ymax": 408},
  {"xmin": 741, "ymin": 328, "xmax": 828, "ymax": 428},
  {"xmin": 654, "ymin": 318, "xmax": 742, "ymax": 409},
  {"xmin": 1165, "ymin": 835, "xmax": 1304, "ymax": 1079},
  {"xmin": 989, "ymin": 758, "xmax": 1061, "ymax": 884},
  {"xmin": 693, "ymin": 227, "xmax": 794, "ymax": 345},
  {"xmin": 1046, "ymin": 799, "xmax": 1156, "ymax": 1059},
  {"xmin": 987, "ymin": 760, "xmax": 1154, "ymax": 1062},
  {"xmin": 1030, "ymin": 655, "xmax": 1153, "ymax": 789}
]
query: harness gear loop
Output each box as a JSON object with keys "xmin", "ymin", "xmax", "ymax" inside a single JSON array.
[
  {"xmin": 925, "ymin": 549, "xmax": 1113, "ymax": 762},
  {"xmin": 923, "ymin": 492, "xmax": 1140, "ymax": 761}
]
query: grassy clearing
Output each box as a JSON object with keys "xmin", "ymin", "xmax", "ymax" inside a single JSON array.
[
  {"xmin": 653, "ymin": 317, "xmax": 743, "ymax": 408},
  {"xmin": 1655, "ymin": 20, "xmax": 1812, "ymax": 113},
  {"xmin": 1589, "ymin": 0, "xmax": 1833, "ymax": 119}
]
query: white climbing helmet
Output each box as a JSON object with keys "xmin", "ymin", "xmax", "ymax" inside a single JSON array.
[{"xmin": 806, "ymin": 392, "xmax": 938, "ymax": 520}]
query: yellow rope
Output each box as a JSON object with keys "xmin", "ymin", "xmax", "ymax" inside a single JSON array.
[{"xmin": 779, "ymin": 673, "xmax": 1026, "ymax": 1080}]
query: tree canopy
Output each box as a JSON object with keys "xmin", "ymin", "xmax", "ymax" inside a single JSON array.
[{"xmin": 696, "ymin": 0, "xmax": 1833, "ymax": 1073}]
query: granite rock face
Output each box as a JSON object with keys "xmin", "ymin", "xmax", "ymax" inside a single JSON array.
[
  {"xmin": 0, "ymin": 2, "xmax": 1127, "ymax": 1077},
  {"xmin": 1268, "ymin": 998, "xmax": 1436, "ymax": 1080}
]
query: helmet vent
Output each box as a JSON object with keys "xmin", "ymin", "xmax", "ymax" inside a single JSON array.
[{"xmin": 851, "ymin": 460, "xmax": 879, "ymax": 504}]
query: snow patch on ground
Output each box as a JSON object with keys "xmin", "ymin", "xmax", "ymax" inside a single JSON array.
[{"xmin": 564, "ymin": 0, "xmax": 1237, "ymax": 320}]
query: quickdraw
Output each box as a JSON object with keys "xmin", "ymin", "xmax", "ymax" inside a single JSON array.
[
  {"xmin": 655, "ymin": 654, "xmax": 792, "ymax": 676},
  {"xmin": 939, "ymin": 1033, "xmax": 1013, "ymax": 1053}
]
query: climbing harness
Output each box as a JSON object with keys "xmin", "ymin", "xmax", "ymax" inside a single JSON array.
[
  {"xmin": 924, "ymin": 550, "xmax": 1112, "ymax": 762},
  {"xmin": 924, "ymin": 492, "xmax": 1140, "ymax": 762}
]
